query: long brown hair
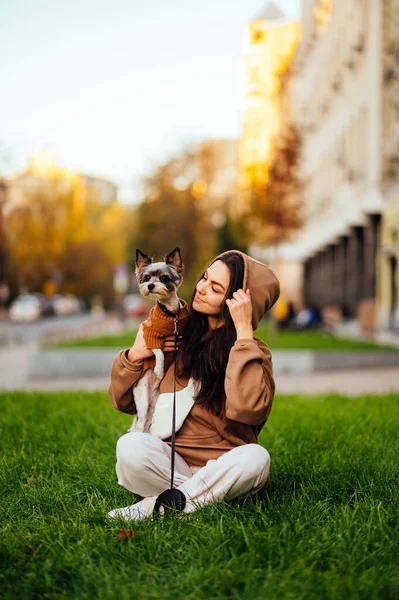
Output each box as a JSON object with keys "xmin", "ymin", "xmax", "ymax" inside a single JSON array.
[{"xmin": 177, "ymin": 252, "xmax": 245, "ymax": 416}]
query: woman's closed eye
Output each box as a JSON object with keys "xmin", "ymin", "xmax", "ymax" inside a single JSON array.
[{"xmin": 202, "ymin": 275, "xmax": 220, "ymax": 293}]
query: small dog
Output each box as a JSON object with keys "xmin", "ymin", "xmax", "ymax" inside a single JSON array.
[{"xmin": 131, "ymin": 247, "xmax": 190, "ymax": 432}]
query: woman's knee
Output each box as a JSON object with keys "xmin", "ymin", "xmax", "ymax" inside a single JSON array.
[
  {"xmin": 229, "ymin": 444, "xmax": 271, "ymax": 482},
  {"xmin": 116, "ymin": 432, "xmax": 154, "ymax": 469}
]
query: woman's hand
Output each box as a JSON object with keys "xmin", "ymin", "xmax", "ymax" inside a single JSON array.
[
  {"xmin": 226, "ymin": 289, "xmax": 253, "ymax": 340},
  {"xmin": 127, "ymin": 324, "xmax": 153, "ymax": 363},
  {"xmin": 163, "ymin": 334, "xmax": 182, "ymax": 353},
  {"xmin": 127, "ymin": 324, "xmax": 181, "ymax": 363}
]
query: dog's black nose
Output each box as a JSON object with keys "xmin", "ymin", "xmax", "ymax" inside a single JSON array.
[{"xmin": 148, "ymin": 283, "xmax": 155, "ymax": 292}]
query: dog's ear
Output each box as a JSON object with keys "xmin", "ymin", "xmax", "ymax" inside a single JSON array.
[
  {"xmin": 165, "ymin": 247, "xmax": 184, "ymax": 273},
  {"xmin": 136, "ymin": 249, "xmax": 153, "ymax": 269}
]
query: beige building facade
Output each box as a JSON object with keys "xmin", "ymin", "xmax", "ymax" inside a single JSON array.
[
  {"xmin": 255, "ymin": 0, "xmax": 399, "ymax": 331},
  {"xmin": 235, "ymin": 2, "xmax": 299, "ymax": 219},
  {"xmin": 4, "ymin": 149, "xmax": 117, "ymax": 216},
  {"xmin": 378, "ymin": 0, "xmax": 399, "ymax": 328}
]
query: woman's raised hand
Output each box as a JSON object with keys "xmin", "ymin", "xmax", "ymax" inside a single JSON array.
[
  {"xmin": 127, "ymin": 324, "xmax": 181, "ymax": 363},
  {"xmin": 127, "ymin": 324, "xmax": 154, "ymax": 363},
  {"xmin": 226, "ymin": 289, "xmax": 254, "ymax": 340}
]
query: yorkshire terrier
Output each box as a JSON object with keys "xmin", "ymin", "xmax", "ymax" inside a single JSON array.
[{"xmin": 130, "ymin": 247, "xmax": 190, "ymax": 432}]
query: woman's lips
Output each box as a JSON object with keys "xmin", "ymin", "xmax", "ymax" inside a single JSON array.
[{"xmin": 194, "ymin": 294, "xmax": 205, "ymax": 303}]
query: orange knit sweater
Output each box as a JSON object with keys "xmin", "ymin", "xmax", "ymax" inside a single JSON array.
[{"xmin": 141, "ymin": 299, "xmax": 190, "ymax": 375}]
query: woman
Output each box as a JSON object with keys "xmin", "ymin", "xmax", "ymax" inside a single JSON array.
[{"xmin": 107, "ymin": 250, "xmax": 280, "ymax": 520}]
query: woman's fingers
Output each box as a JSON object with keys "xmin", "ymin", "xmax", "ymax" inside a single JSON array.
[
  {"xmin": 230, "ymin": 289, "xmax": 251, "ymax": 304},
  {"xmin": 164, "ymin": 334, "xmax": 182, "ymax": 342},
  {"xmin": 234, "ymin": 289, "xmax": 247, "ymax": 298},
  {"xmin": 227, "ymin": 289, "xmax": 253, "ymax": 333},
  {"xmin": 162, "ymin": 334, "xmax": 182, "ymax": 352}
]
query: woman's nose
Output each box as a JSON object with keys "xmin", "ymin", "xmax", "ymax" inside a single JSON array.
[{"xmin": 197, "ymin": 280, "xmax": 206, "ymax": 294}]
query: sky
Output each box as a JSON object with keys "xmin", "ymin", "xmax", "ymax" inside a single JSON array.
[{"xmin": 0, "ymin": 0, "xmax": 300, "ymax": 203}]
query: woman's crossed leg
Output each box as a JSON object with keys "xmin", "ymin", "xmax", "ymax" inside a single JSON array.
[{"xmin": 108, "ymin": 432, "xmax": 270, "ymax": 521}]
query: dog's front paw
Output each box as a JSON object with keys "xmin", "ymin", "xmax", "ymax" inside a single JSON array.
[{"xmin": 152, "ymin": 348, "xmax": 164, "ymax": 380}]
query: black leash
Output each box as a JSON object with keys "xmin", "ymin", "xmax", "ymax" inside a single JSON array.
[{"xmin": 153, "ymin": 311, "xmax": 186, "ymax": 515}]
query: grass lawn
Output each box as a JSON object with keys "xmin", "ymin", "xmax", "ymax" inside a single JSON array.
[
  {"xmin": 1, "ymin": 391, "xmax": 398, "ymax": 599},
  {"xmin": 51, "ymin": 323, "xmax": 398, "ymax": 351}
]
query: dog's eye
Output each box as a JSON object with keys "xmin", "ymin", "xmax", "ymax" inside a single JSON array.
[
  {"xmin": 160, "ymin": 276, "xmax": 169, "ymax": 284},
  {"xmin": 144, "ymin": 275, "xmax": 151, "ymax": 282}
]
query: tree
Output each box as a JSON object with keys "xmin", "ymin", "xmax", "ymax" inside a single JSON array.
[
  {"xmin": 216, "ymin": 213, "xmax": 247, "ymax": 255},
  {"xmin": 249, "ymin": 125, "xmax": 304, "ymax": 247},
  {"xmin": 127, "ymin": 144, "xmax": 225, "ymax": 297},
  {"xmin": 6, "ymin": 185, "xmax": 67, "ymax": 291},
  {"xmin": 246, "ymin": 125, "xmax": 304, "ymax": 336},
  {"xmin": 5, "ymin": 176, "xmax": 126, "ymax": 306},
  {"xmin": 59, "ymin": 240, "xmax": 115, "ymax": 307}
]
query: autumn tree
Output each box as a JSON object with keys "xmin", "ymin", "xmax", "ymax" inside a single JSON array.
[
  {"xmin": 5, "ymin": 176, "xmax": 126, "ymax": 306},
  {"xmin": 127, "ymin": 144, "xmax": 227, "ymax": 297},
  {"xmin": 6, "ymin": 183, "xmax": 67, "ymax": 291},
  {"xmin": 249, "ymin": 125, "xmax": 304, "ymax": 247}
]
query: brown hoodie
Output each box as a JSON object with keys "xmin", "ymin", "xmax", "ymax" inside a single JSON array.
[{"xmin": 108, "ymin": 250, "xmax": 280, "ymax": 467}]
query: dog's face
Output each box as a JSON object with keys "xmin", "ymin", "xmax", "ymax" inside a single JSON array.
[{"xmin": 135, "ymin": 247, "xmax": 184, "ymax": 300}]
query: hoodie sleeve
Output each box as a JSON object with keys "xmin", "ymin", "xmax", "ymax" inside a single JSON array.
[
  {"xmin": 107, "ymin": 349, "xmax": 143, "ymax": 415},
  {"xmin": 224, "ymin": 338, "xmax": 275, "ymax": 426}
]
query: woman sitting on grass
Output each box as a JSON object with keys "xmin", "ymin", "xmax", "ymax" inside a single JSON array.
[{"xmin": 107, "ymin": 250, "xmax": 280, "ymax": 521}]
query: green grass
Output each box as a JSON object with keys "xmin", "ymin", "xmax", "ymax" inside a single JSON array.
[
  {"xmin": 1, "ymin": 391, "xmax": 398, "ymax": 599},
  {"xmin": 51, "ymin": 322, "xmax": 398, "ymax": 351}
]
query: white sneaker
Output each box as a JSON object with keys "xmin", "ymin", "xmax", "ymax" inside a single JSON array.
[{"xmin": 107, "ymin": 497, "xmax": 157, "ymax": 521}]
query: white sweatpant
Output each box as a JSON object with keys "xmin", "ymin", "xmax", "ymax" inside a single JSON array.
[{"xmin": 113, "ymin": 432, "xmax": 270, "ymax": 518}]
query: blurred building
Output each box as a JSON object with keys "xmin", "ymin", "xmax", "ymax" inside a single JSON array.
[
  {"xmin": 255, "ymin": 0, "xmax": 399, "ymax": 331},
  {"xmin": 199, "ymin": 138, "xmax": 239, "ymax": 228},
  {"xmin": 235, "ymin": 1, "xmax": 299, "ymax": 218},
  {"xmin": 4, "ymin": 149, "xmax": 117, "ymax": 215},
  {"xmin": 80, "ymin": 175, "xmax": 118, "ymax": 205},
  {"xmin": 378, "ymin": 0, "xmax": 399, "ymax": 329}
]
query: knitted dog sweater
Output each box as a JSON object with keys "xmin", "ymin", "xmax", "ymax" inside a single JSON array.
[{"xmin": 141, "ymin": 299, "xmax": 190, "ymax": 375}]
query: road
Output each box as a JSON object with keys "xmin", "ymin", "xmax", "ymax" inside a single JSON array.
[
  {"xmin": 20, "ymin": 368, "xmax": 399, "ymax": 395},
  {"xmin": 0, "ymin": 312, "xmax": 126, "ymax": 389},
  {"xmin": 0, "ymin": 312, "xmax": 124, "ymax": 347}
]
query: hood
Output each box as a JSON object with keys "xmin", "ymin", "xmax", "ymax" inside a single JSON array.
[{"xmin": 197, "ymin": 250, "xmax": 280, "ymax": 331}]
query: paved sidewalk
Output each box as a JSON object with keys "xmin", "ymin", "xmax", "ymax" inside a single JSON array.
[
  {"xmin": 0, "ymin": 343, "xmax": 36, "ymax": 390},
  {"xmin": 2, "ymin": 366, "xmax": 398, "ymax": 396},
  {"xmin": 275, "ymin": 367, "xmax": 399, "ymax": 395},
  {"xmin": 20, "ymin": 377, "xmax": 111, "ymax": 391}
]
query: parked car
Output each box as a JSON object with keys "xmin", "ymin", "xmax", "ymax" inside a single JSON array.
[
  {"xmin": 9, "ymin": 295, "xmax": 41, "ymax": 322},
  {"xmin": 51, "ymin": 294, "xmax": 68, "ymax": 316},
  {"xmin": 123, "ymin": 293, "xmax": 149, "ymax": 318},
  {"xmin": 52, "ymin": 294, "xmax": 82, "ymax": 316}
]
